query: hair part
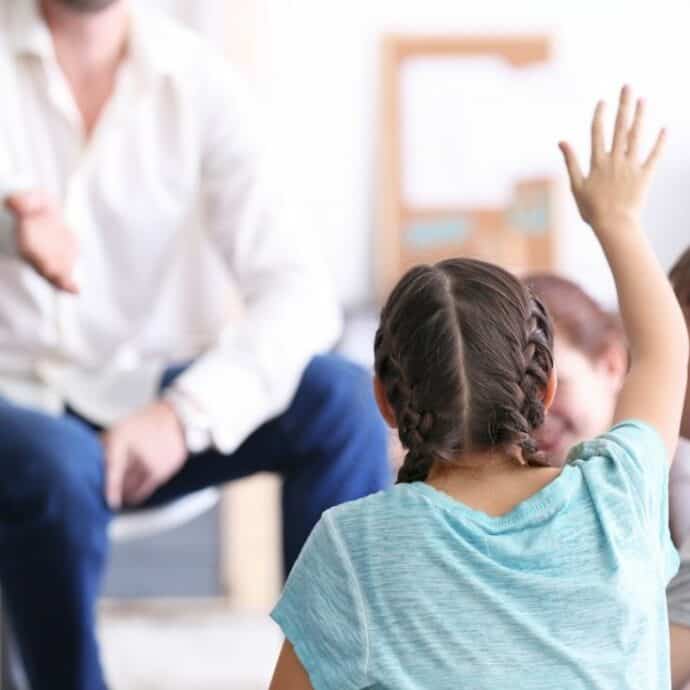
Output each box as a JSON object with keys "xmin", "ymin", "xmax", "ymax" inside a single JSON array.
[{"xmin": 375, "ymin": 259, "xmax": 555, "ymax": 484}]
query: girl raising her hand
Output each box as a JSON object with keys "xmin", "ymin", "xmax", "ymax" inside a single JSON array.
[{"xmin": 269, "ymin": 86, "xmax": 688, "ymax": 690}]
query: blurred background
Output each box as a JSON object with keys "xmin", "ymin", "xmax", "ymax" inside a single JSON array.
[{"xmin": 96, "ymin": 1, "xmax": 690, "ymax": 688}]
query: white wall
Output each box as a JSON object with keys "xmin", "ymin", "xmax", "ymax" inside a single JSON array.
[{"xmin": 255, "ymin": 0, "xmax": 690, "ymax": 308}]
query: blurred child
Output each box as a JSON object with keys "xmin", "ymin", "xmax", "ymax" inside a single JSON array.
[
  {"xmin": 525, "ymin": 274, "xmax": 627, "ymax": 466},
  {"xmin": 268, "ymin": 87, "xmax": 688, "ymax": 690},
  {"xmin": 668, "ymin": 247, "xmax": 690, "ymax": 442},
  {"xmin": 667, "ymin": 246, "xmax": 690, "ymax": 690}
]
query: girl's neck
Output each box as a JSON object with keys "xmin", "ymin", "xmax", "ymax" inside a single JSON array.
[
  {"xmin": 424, "ymin": 450, "xmax": 561, "ymax": 518},
  {"xmin": 427, "ymin": 447, "xmax": 524, "ymax": 480}
]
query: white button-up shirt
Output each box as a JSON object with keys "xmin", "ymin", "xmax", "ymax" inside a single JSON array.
[{"xmin": 0, "ymin": 0, "xmax": 342, "ymax": 453}]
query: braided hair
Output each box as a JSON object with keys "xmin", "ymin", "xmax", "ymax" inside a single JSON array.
[
  {"xmin": 525, "ymin": 273, "xmax": 626, "ymax": 364},
  {"xmin": 374, "ymin": 259, "xmax": 554, "ymax": 483}
]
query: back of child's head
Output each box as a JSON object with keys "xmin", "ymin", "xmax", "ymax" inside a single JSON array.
[
  {"xmin": 670, "ymin": 246, "xmax": 690, "ymax": 309},
  {"xmin": 375, "ymin": 258, "xmax": 554, "ymax": 484},
  {"xmin": 524, "ymin": 273, "xmax": 625, "ymax": 361}
]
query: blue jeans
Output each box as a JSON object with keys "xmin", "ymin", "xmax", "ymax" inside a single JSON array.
[{"xmin": 0, "ymin": 354, "xmax": 390, "ymax": 690}]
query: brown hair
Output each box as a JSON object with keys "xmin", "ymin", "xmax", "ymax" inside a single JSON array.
[
  {"xmin": 375, "ymin": 258, "xmax": 554, "ymax": 484},
  {"xmin": 670, "ymin": 246, "xmax": 690, "ymax": 307},
  {"xmin": 525, "ymin": 273, "xmax": 625, "ymax": 361}
]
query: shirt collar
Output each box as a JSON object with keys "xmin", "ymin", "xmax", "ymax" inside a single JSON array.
[
  {"xmin": 9, "ymin": 1, "xmax": 176, "ymax": 80},
  {"xmin": 126, "ymin": 8, "xmax": 179, "ymax": 79},
  {"xmin": 9, "ymin": 0, "xmax": 55, "ymax": 62}
]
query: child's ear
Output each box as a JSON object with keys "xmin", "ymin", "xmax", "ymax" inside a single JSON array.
[
  {"xmin": 373, "ymin": 376, "xmax": 397, "ymax": 428},
  {"xmin": 542, "ymin": 367, "xmax": 558, "ymax": 411}
]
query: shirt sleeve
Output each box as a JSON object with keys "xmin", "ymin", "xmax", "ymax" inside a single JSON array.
[
  {"xmin": 171, "ymin": 58, "xmax": 342, "ymax": 454},
  {"xmin": 0, "ymin": 207, "xmax": 17, "ymax": 256},
  {"xmin": 567, "ymin": 420, "xmax": 680, "ymax": 583},
  {"xmin": 271, "ymin": 511, "xmax": 369, "ymax": 690},
  {"xmin": 0, "ymin": 175, "xmax": 23, "ymax": 257}
]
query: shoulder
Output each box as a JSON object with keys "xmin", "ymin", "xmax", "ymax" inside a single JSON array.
[
  {"xmin": 567, "ymin": 419, "xmax": 667, "ymax": 470},
  {"xmin": 323, "ymin": 485, "xmax": 432, "ymax": 554},
  {"xmin": 132, "ymin": 7, "xmax": 247, "ymax": 96},
  {"xmin": 326, "ymin": 485, "xmax": 415, "ymax": 523},
  {"xmin": 566, "ymin": 419, "xmax": 670, "ymax": 529}
]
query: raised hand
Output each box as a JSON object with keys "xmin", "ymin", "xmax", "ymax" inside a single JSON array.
[
  {"xmin": 5, "ymin": 190, "xmax": 79, "ymax": 293},
  {"xmin": 558, "ymin": 85, "xmax": 665, "ymax": 233},
  {"xmin": 558, "ymin": 86, "xmax": 687, "ymax": 463}
]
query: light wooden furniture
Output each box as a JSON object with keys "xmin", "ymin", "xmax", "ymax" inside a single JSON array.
[
  {"xmin": 220, "ymin": 0, "xmax": 282, "ymax": 612},
  {"xmin": 378, "ymin": 34, "xmax": 556, "ymax": 300}
]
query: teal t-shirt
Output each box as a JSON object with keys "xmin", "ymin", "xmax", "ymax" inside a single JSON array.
[{"xmin": 271, "ymin": 421, "xmax": 680, "ymax": 690}]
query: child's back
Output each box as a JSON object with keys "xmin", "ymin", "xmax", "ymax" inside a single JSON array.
[
  {"xmin": 269, "ymin": 87, "xmax": 689, "ymax": 690},
  {"xmin": 274, "ymin": 422, "xmax": 676, "ymax": 689}
]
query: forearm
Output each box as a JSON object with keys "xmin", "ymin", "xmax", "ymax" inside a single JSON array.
[
  {"xmin": 596, "ymin": 219, "xmax": 688, "ymax": 368},
  {"xmin": 597, "ymin": 217, "xmax": 688, "ymax": 455},
  {"xmin": 170, "ymin": 282, "xmax": 342, "ymax": 454}
]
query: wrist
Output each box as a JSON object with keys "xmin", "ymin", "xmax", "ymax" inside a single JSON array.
[
  {"xmin": 163, "ymin": 389, "xmax": 213, "ymax": 454},
  {"xmin": 589, "ymin": 210, "xmax": 641, "ymax": 236}
]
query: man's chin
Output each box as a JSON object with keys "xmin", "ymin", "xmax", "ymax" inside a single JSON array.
[{"xmin": 56, "ymin": 0, "xmax": 120, "ymax": 13}]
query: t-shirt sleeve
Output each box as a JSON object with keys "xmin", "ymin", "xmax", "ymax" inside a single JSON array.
[
  {"xmin": 271, "ymin": 510, "xmax": 369, "ymax": 690},
  {"xmin": 567, "ymin": 420, "xmax": 679, "ymax": 584}
]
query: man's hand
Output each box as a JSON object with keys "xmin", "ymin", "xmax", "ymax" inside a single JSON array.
[
  {"xmin": 5, "ymin": 191, "xmax": 79, "ymax": 293},
  {"xmin": 102, "ymin": 401, "xmax": 188, "ymax": 510}
]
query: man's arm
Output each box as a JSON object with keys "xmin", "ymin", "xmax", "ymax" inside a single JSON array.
[{"xmin": 167, "ymin": 62, "xmax": 342, "ymax": 455}]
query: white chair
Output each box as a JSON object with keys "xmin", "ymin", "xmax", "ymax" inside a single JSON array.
[
  {"xmin": 109, "ymin": 488, "xmax": 220, "ymax": 542},
  {"xmin": 1, "ymin": 489, "xmax": 221, "ymax": 690}
]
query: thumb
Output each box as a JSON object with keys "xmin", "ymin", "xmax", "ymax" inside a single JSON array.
[
  {"xmin": 558, "ymin": 141, "xmax": 584, "ymax": 189},
  {"xmin": 5, "ymin": 190, "xmax": 48, "ymax": 217},
  {"xmin": 104, "ymin": 435, "xmax": 127, "ymax": 510}
]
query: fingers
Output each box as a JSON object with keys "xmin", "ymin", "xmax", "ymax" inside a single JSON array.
[
  {"xmin": 5, "ymin": 191, "xmax": 48, "ymax": 217},
  {"xmin": 103, "ymin": 435, "xmax": 127, "ymax": 510},
  {"xmin": 611, "ymin": 85, "xmax": 632, "ymax": 156},
  {"xmin": 122, "ymin": 464, "xmax": 145, "ymax": 499},
  {"xmin": 51, "ymin": 273, "xmax": 80, "ymax": 294},
  {"xmin": 558, "ymin": 142, "xmax": 584, "ymax": 189},
  {"xmin": 127, "ymin": 476, "xmax": 159, "ymax": 507},
  {"xmin": 26, "ymin": 251, "xmax": 80, "ymax": 294},
  {"xmin": 626, "ymin": 98, "xmax": 645, "ymax": 160},
  {"xmin": 643, "ymin": 127, "xmax": 667, "ymax": 173},
  {"xmin": 591, "ymin": 100, "xmax": 606, "ymax": 165},
  {"xmin": 122, "ymin": 464, "xmax": 157, "ymax": 507},
  {"xmin": 15, "ymin": 215, "xmax": 80, "ymax": 292}
]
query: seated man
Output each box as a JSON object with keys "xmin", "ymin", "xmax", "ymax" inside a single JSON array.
[{"xmin": 0, "ymin": 1, "xmax": 390, "ymax": 689}]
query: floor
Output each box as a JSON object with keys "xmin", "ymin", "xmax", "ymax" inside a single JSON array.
[{"xmin": 99, "ymin": 603, "xmax": 283, "ymax": 690}]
